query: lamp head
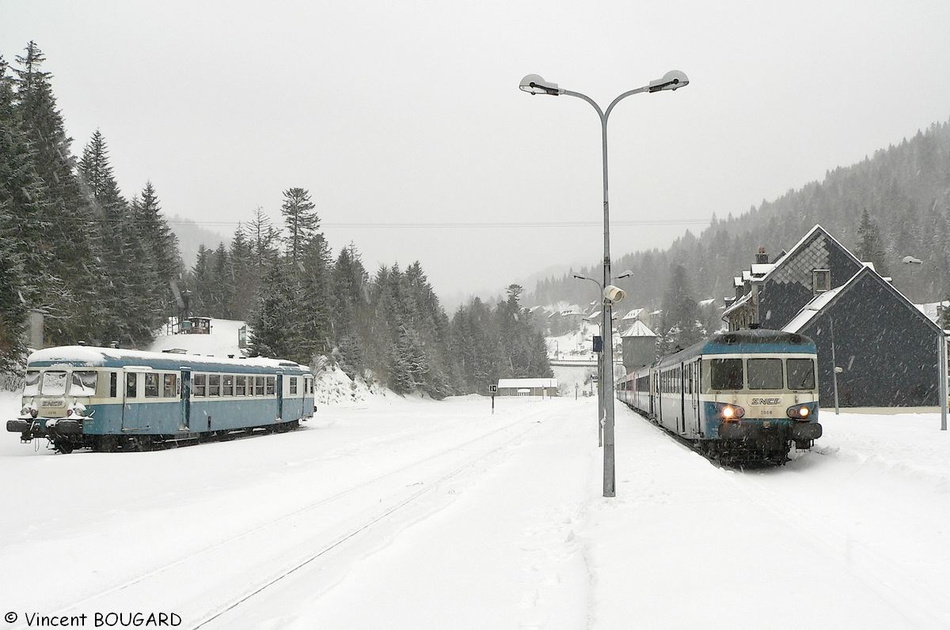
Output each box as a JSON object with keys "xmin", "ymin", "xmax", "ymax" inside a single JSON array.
[
  {"xmin": 648, "ymin": 70, "xmax": 689, "ymax": 93},
  {"xmin": 519, "ymin": 74, "xmax": 561, "ymax": 96},
  {"xmin": 603, "ymin": 285, "xmax": 626, "ymax": 304}
]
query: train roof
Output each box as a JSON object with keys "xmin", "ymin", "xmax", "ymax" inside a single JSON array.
[
  {"xmin": 656, "ymin": 329, "xmax": 816, "ymax": 368},
  {"xmin": 26, "ymin": 346, "xmax": 311, "ymax": 374}
]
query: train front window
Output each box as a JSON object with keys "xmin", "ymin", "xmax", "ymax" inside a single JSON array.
[
  {"xmin": 41, "ymin": 371, "xmax": 68, "ymax": 395},
  {"xmin": 23, "ymin": 371, "xmax": 40, "ymax": 396},
  {"xmin": 748, "ymin": 359, "xmax": 784, "ymax": 390},
  {"xmin": 787, "ymin": 358, "xmax": 816, "ymax": 390},
  {"xmin": 70, "ymin": 371, "xmax": 98, "ymax": 396},
  {"xmin": 710, "ymin": 359, "xmax": 743, "ymax": 390}
]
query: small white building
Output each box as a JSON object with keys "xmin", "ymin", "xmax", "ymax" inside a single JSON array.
[{"xmin": 496, "ymin": 378, "xmax": 558, "ymax": 397}]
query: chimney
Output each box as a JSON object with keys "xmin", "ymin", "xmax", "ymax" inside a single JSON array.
[{"xmin": 755, "ymin": 246, "xmax": 769, "ymax": 264}]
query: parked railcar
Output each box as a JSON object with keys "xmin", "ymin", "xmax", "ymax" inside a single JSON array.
[
  {"xmin": 6, "ymin": 346, "xmax": 315, "ymax": 453},
  {"xmin": 617, "ymin": 329, "xmax": 822, "ymax": 463}
]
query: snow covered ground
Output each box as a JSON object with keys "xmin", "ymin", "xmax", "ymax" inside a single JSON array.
[
  {"xmin": 2, "ymin": 386, "xmax": 949, "ymax": 629},
  {"xmin": 2, "ymin": 322, "xmax": 949, "ymax": 628}
]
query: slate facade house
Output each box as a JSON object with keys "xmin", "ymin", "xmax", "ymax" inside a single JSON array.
[{"xmin": 722, "ymin": 225, "xmax": 944, "ymax": 408}]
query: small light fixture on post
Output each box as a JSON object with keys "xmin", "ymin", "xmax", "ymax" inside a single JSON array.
[{"xmin": 521, "ymin": 70, "xmax": 689, "ymax": 497}]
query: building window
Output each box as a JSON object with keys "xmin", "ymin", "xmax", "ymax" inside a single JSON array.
[{"xmin": 812, "ymin": 269, "xmax": 831, "ymax": 294}]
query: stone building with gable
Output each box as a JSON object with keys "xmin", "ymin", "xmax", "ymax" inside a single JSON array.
[{"xmin": 722, "ymin": 225, "xmax": 943, "ymax": 408}]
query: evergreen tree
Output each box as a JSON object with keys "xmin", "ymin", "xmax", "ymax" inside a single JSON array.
[
  {"xmin": 13, "ymin": 41, "xmax": 101, "ymax": 344},
  {"xmin": 330, "ymin": 244, "xmax": 370, "ymax": 378},
  {"xmin": 249, "ymin": 260, "xmax": 299, "ymax": 360},
  {"xmin": 659, "ymin": 264, "xmax": 703, "ymax": 354},
  {"xmin": 227, "ymin": 229, "xmax": 258, "ymax": 321},
  {"xmin": 132, "ymin": 181, "xmax": 182, "ymax": 320},
  {"xmin": 280, "ymin": 187, "xmax": 317, "ymax": 264},
  {"xmin": 857, "ymin": 208, "xmax": 889, "ymax": 276}
]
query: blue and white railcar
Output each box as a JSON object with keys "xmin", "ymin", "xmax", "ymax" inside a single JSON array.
[
  {"xmin": 617, "ymin": 329, "xmax": 822, "ymax": 463},
  {"xmin": 6, "ymin": 346, "xmax": 315, "ymax": 453}
]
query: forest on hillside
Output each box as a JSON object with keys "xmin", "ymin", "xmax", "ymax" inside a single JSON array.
[
  {"xmin": 530, "ymin": 119, "xmax": 950, "ymax": 321},
  {"xmin": 0, "ymin": 42, "xmax": 551, "ymax": 393}
]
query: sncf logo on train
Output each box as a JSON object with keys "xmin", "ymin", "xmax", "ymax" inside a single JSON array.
[{"xmin": 751, "ymin": 397, "xmax": 781, "ymax": 406}]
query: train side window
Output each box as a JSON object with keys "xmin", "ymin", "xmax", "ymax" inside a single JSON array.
[
  {"xmin": 235, "ymin": 375, "xmax": 246, "ymax": 396},
  {"xmin": 208, "ymin": 374, "xmax": 221, "ymax": 397},
  {"xmin": 193, "ymin": 374, "xmax": 206, "ymax": 397},
  {"xmin": 289, "ymin": 377, "xmax": 298, "ymax": 395},
  {"xmin": 787, "ymin": 358, "xmax": 816, "ymax": 390},
  {"xmin": 110, "ymin": 372, "xmax": 118, "ymax": 398},
  {"xmin": 254, "ymin": 376, "xmax": 265, "ymax": 396},
  {"xmin": 222, "ymin": 374, "xmax": 234, "ymax": 397},
  {"xmin": 305, "ymin": 377, "xmax": 312, "ymax": 394},
  {"xmin": 126, "ymin": 373, "xmax": 138, "ymax": 398},
  {"xmin": 145, "ymin": 373, "xmax": 160, "ymax": 398},
  {"xmin": 163, "ymin": 373, "xmax": 178, "ymax": 397},
  {"xmin": 748, "ymin": 359, "xmax": 783, "ymax": 390},
  {"xmin": 710, "ymin": 359, "xmax": 743, "ymax": 390},
  {"xmin": 266, "ymin": 376, "xmax": 276, "ymax": 396}
]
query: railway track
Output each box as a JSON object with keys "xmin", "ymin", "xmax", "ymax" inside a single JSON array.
[{"xmin": 33, "ymin": 406, "xmax": 551, "ymax": 630}]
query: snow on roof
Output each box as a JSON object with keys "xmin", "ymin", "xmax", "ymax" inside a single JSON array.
[
  {"xmin": 722, "ymin": 291, "xmax": 754, "ymax": 318},
  {"xmin": 621, "ymin": 308, "xmax": 644, "ymax": 321},
  {"xmin": 750, "ymin": 264, "xmax": 775, "ymax": 277},
  {"xmin": 698, "ymin": 298, "xmax": 716, "ymax": 307},
  {"xmin": 621, "ymin": 320, "xmax": 657, "ymax": 338},
  {"xmin": 497, "ymin": 378, "xmax": 557, "ymax": 389},
  {"xmin": 733, "ymin": 277, "xmax": 743, "ymax": 287},
  {"xmin": 586, "ymin": 311, "xmax": 602, "ymax": 321},
  {"xmin": 782, "ymin": 285, "xmax": 846, "ymax": 333},
  {"xmin": 915, "ymin": 301, "xmax": 948, "ymax": 325}
]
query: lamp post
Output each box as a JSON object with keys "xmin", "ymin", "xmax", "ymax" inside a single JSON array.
[
  {"xmin": 574, "ymin": 271, "xmax": 632, "ymax": 447},
  {"xmin": 521, "ymin": 70, "xmax": 688, "ymax": 497},
  {"xmin": 902, "ymin": 255, "xmax": 948, "ymax": 431}
]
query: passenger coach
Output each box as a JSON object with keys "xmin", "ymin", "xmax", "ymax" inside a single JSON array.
[
  {"xmin": 7, "ymin": 346, "xmax": 315, "ymax": 453},
  {"xmin": 617, "ymin": 329, "xmax": 822, "ymax": 463}
]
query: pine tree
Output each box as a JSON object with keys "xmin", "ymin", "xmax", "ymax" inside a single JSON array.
[
  {"xmin": 13, "ymin": 42, "xmax": 101, "ymax": 345},
  {"xmin": 249, "ymin": 260, "xmax": 299, "ymax": 360},
  {"xmin": 280, "ymin": 187, "xmax": 317, "ymax": 264},
  {"xmin": 132, "ymin": 181, "xmax": 182, "ymax": 320},
  {"xmin": 659, "ymin": 264, "xmax": 703, "ymax": 354},
  {"xmin": 857, "ymin": 208, "xmax": 889, "ymax": 276}
]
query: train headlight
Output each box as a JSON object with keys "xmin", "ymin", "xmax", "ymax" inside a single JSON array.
[
  {"xmin": 20, "ymin": 405, "xmax": 38, "ymax": 418},
  {"xmin": 67, "ymin": 403, "xmax": 87, "ymax": 418},
  {"xmin": 720, "ymin": 404, "xmax": 745, "ymax": 421},
  {"xmin": 787, "ymin": 405, "xmax": 811, "ymax": 420}
]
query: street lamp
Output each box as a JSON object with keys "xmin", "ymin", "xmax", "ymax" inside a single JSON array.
[
  {"xmin": 574, "ymin": 271, "xmax": 632, "ymax": 448},
  {"xmin": 521, "ymin": 71, "xmax": 689, "ymax": 497}
]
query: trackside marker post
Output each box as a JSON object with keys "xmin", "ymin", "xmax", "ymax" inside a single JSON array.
[{"xmin": 489, "ymin": 383, "xmax": 497, "ymax": 414}]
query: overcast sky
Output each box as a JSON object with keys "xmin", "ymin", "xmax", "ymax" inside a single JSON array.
[{"xmin": 3, "ymin": 1, "xmax": 950, "ymax": 304}]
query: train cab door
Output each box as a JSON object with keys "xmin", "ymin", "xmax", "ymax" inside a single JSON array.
[
  {"xmin": 276, "ymin": 374, "xmax": 284, "ymax": 421},
  {"xmin": 180, "ymin": 369, "xmax": 191, "ymax": 431},
  {"xmin": 678, "ymin": 364, "xmax": 686, "ymax": 434},
  {"xmin": 690, "ymin": 361, "xmax": 700, "ymax": 436},
  {"xmin": 122, "ymin": 371, "xmax": 139, "ymax": 431}
]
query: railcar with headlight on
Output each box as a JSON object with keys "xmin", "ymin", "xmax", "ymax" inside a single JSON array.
[
  {"xmin": 7, "ymin": 346, "xmax": 315, "ymax": 453},
  {"xmin": 617, "ymin": 329, "xmax": 822, "ymax": 464}
]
